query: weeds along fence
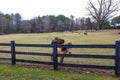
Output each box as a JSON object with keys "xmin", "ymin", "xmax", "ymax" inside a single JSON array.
[{"xmin": 0, "ymin": 40, "xmax": 120, "ymax": 76}]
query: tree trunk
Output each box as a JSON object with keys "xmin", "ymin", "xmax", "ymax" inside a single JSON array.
[
  {"xmin": 98, "ymin": 22, "xmax": 103, "ymax": 30},
  {"xmin": 99, "ymin": 25, "xmax": 103, "ymax": 30}
]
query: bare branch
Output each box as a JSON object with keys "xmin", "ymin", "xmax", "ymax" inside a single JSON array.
[{"xmin": 86, "ymin": 0, "xmax": 120, "ymax": 30}]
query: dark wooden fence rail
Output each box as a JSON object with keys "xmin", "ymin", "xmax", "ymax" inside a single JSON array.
[
  {"xmin": 0, "ymin": 40, "xmax": 120, "ymax": 76},
  {"xmin": 0, "ymin": 43, "xmax": 11, "ymax": 61}
]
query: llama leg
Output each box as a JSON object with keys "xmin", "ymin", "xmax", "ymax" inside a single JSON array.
[
  {"xmin": 51, "ymin": 56, "xmax": 53, "ymax": 61},
  {"xmin": 60, "ymin": 57, "xmax": 64, "ymax": 63},
  {"xmin": 60, "ymin": 50, "xmax": 68, "ymax": 63}
]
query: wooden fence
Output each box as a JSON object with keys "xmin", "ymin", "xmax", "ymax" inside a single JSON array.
[{"xmin": 0, "ymin": 40, "xmax": 120, "ymax": 76}]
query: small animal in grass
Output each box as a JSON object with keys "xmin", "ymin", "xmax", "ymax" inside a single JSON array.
[
  {"xmin": 84, "ymin": 31, "xmax": 88, "ymax": 35},
  {"xmin": 118, "ymin": 32, "xmax": 120, "ymax": 34}
]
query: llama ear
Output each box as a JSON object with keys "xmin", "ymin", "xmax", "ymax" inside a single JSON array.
[
  {"xmin": 55, "ymin": 37, "xmax": 58, "ymax": 40},
  {"xmin": 67, "ymin": 42, "xmax": 72, "ymax": 45}
]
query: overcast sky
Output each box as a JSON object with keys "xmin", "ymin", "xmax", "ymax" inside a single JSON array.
[
  {"xmin": 0, "ymin": 0, "xmax": 89, "ymax": 19},
  {"xmin": 0, "ymin": 0, "xmax": 119, "ymax": 20}
]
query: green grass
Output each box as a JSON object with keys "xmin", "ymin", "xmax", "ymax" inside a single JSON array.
[{"xmin": 0, "ymin": 65, "xmax": 116, "ymax": 80}]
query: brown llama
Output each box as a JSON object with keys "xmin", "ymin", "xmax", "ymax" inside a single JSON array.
[{"xmin": 51, "ymin": 37, "xmax": 72, "ymax": 63}]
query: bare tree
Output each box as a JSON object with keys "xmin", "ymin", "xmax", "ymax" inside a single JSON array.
[
  {"xmin": 85, "ymin": 17, "xmax": 92, "ymax": 31},
  {"xmin": 20, "ymin": 20, "xmax": 31, "ymax": 33},
  {"xmin": 86, "ymin": 0, "xmax": 120, "ymax": 30},
  {"xmin": 0, "ymin": 15, "xmax": 9, "ymax": 34},
  {"xmin": 42, "ymin": 16, "xmax": 51, "ymax": 32}
]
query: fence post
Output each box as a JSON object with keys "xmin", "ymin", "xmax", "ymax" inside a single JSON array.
[
  {"xmin": 115, "ymin": 40, "xmax": 120, "ymax": 76},
  {"xmin": 11, "ymin": 40, "xmax": 16, "ymax": 65},
  {"xmin": 52, "ymin": 40, "xmax": 58, "ymax": 70}
]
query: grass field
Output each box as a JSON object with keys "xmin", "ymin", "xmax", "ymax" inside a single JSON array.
[
  {"xmin": 0, "ymin": 30, "xmax": 119, "ymax": 44},
  {"xmin": 0, "ymin": 30, "xmax": 120, "ymax": 80},
  {"xmin": 0, "ymin": 30, "xmax": 120, "ymax": 64}
]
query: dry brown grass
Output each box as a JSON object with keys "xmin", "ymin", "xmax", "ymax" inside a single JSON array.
[{"xmin": 0, "ymin": 30, "xmax": 120, "ymax": 66}]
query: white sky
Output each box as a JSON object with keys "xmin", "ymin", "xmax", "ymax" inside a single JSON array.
[
  {"xmin": 0, "ymin": 0, "xmax": 119, "ymax": 20},
  {"xmin": 0, "ymin": 0, "xmax": 89, "ymax": 20}
]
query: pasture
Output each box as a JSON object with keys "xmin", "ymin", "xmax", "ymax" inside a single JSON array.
[
  {"xmin": 0, "ymin": 30, "xmax": 119, "ymax": 64},
  {"xmin": 0, "ymin": 30, "xmax": 120, "ymax": 80}
]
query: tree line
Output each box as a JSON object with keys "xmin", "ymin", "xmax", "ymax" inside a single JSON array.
[
  {"xmin": 0, "ymin": 12, "xmax": 119, "ymax": 34},
  {"xmin": 0, "ymin": 12, "xmax": 99, "ymax": 34}
]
